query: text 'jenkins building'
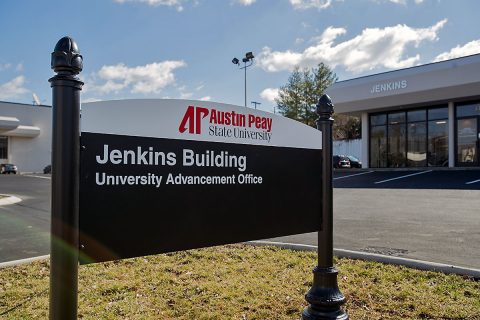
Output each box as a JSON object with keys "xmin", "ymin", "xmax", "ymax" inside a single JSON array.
[{"xmin": 326, "ymin": 54, "xmax": 480, "ymax": 169}]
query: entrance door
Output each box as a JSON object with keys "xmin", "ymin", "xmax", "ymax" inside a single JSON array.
[{"xmin": 457, "ymin": 117, "xmax": 479, "ymax": 166}]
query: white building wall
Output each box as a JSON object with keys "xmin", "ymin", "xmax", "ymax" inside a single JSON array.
[
  {"xmin": 333, "ymin": 139, "xmax": 362, "ymax": 159},
  {"xmin": 0, "ymin": 102, "xmax": 52, "ymax": 173}
]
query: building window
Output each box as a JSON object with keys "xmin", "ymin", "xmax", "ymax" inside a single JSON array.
[
  {"xmin": 407, "ymin": 109, "xmax": 427, "ymax": 167},
  {"xmin": 370, "ymin": 114, "xmax": 387, "ymax": 168},
  {"xmin": 370, "ymin": 125, "xmax": 387, "ymax": 167},
  {"xmin": 0, "ymin": 136, "xmax": 7, "ymax": 159},
  {"xmin": 455, "ymin": 102, "xmax": 480, "ymax": 166},
  {"xmin": 369, "ymin": 106, "xmax": 448, "ymax": 168},
  {"xmin": 456, "ymin": 118, "xmax": 477, "ymax": 164},
  {"xmin": 428, "ymin": 108, "xmax": 448, "ymax": 167},
  {"xmin": 408, "ymin": 122, "xmax": 426, "ymax": 167},
  {"xmin": 388, "ymin": 112, "xmax": 406, "ymax": 167}
]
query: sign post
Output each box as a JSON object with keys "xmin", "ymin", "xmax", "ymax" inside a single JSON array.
[
  {"xmin": 49, "ymin": 36, "xmax": 83, "ymax": 320},
  {"xmin": 302, "ymin": 95, "xmax": 348, "ymax": 320},
  {"xmin": 302, "ymin": 94, "xmax": 349, "ymax": 320}
]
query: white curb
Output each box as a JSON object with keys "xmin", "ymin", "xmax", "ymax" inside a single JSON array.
[
  {"xmin": 0, "ymin": 255, "xmax": 50, "ymax": 269},
  {"xmin": 248, "ymin": 240, "xmax": 480, "ymax": 279},
  {"xmin": 0, "ymin": 195, "xmax": 22, "ymax": 206}
]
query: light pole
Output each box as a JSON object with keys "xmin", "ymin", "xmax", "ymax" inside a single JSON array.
[
  {"xmin": 251, "ymin": 101, "xmax": 261, "ymax": 109},
  {"xmin": 232, "ymin": 52, "xmax": 254, "ymax": 107}
]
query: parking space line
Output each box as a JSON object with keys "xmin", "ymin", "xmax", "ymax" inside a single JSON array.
[
  {"xmin": 23, "ymin": 174, "xmax": 51, "ymax": 180},
  {"xmin": 466, "ymin": 179, "xmax": 480, "ymax": 185},
  {"xmin": 333, "ymin": 171, "xmax": 373, "ymax": 180},
  {"xmin": 374, "ymin": 170, "xmax": 433, "ymax": 184}
]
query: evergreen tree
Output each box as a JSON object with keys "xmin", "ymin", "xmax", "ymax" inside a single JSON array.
[
  {"xmin": 275, "ymin": 63, "xmax": 361, "ymax": 140},
  {"xmin": 276, "ymin": 63, "xmax": 337, "ymax": 127}
]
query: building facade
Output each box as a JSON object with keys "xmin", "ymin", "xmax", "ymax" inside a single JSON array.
[
  {"xmin": 0, "ymin": 101, "xmax": 51, "ymax": 173},
  {"xmin": 326, "ymin": 54, "xmax": 480, "ymax": 169}
]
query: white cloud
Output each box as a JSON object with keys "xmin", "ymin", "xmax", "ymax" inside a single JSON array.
[
  {"xmin": 0, "ymin": 63, "xmax": 12, "ymax": 71},
  {"xmin": 295, "ymin": 38, "xmax": 305, "ymax": 45},
  {"xmin": 260, "ymin": 88, "xmax": 279, "ymax": 102},
  {"xmin": 371, "ymin": 0, "xmax": 425, "ymax": 4},
  {"xmin": 89, "ymin": 61, "xmax": 186, "ymax": 95},
  {"xmin": 235, "ymin": 0, "xmax": 256, "ymax": 5},
  {"xmin": 258, "ymin": 19, "xmax": 447, "ymax": 74},
  {"xmin": 179, "ymin": 92, "xmax": 193, "ymax": 99},
  {"xmin": 433, "ymin": 40, "xmax": 480, "ymax": 62},
  {"xmin": 290, "ymin": 0, "xmax": 332, "ymax": 10},
  {"xmin": 258, "ymin": 48, "xmax": 302, "ymax": 72},
  {"xmin": 113, "ymin": 0, "xmax": 185, "ymax": 11},
  {"xmin": 199, "ymin": 96, "xmax": 211, "ymax": 101},
  {"xmin": 0, "ymin": 63, "xmax": 24, "ymax": 73},
  {"xmin": 0, "ymin": 76, "xmax": 29, "ymax": 100},
  {"xmin": 177, "ymin": 85, "xmax": 193, "ymax": 99},
  {"xmin": 82, "ymin": 97, "xmax": 103, "ymax": 103}
]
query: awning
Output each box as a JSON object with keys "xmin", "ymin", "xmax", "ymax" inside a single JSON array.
[
  {"xmin": 0, "ymin": 116, "xmax": 20, "ymax": 132},
  {"xmin": 4, "ymin": 125, "xmax": 41, "ymax": 137}
]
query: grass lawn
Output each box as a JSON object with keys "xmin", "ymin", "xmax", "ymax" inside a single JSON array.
[{"xmin": 0, "ymin": 245, "xmax": 479, "ymax": 319}]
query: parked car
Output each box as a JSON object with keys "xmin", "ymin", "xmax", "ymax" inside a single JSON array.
[
  {"xmin": 43, "ymin": 164, "xmax": 52, "ymax": 174},
  {"xmin": 333, "ymin": 155, "xmax": 351, "ymax": 168},
  {"xmin": 346, "ymin": 155, "xmax": 362, "ymax": 168},
  {"xmin": 1, "ymin": 163, "xmax": 18, "ymax": 174}
]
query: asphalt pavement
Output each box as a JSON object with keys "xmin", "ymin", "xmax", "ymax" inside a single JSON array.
[
  {"xmin": 0, "ymin": 174, "xmax": 50, "ymax": 262},
  {"xmin": 270, "ymin": 169, "xmax": 480, "ymax": 269},
  {"xmin": 333, "ymin": 169, "xmax": 480, "ymax": 189},
  {"xmin": 1, "ymin": 171, "xmax": 480, "ymax": 270}
]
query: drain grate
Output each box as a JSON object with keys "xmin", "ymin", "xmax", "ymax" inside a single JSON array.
[{"xmin": 362, "ymin": 246, "xmax": 409, "ymax": 257}]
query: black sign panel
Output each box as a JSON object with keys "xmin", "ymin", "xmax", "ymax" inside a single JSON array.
[{"xmin": 79, "ymin": 132, "xmax": 321, "ymax": 264}]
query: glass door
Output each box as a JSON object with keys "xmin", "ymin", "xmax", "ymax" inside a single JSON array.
[{"xmin": 457, "ymin": 117, "xmax": 478, "ymax": 166}]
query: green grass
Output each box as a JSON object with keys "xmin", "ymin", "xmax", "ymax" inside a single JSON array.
[{"xmin": 1, "ymin": 245, "xmax": 479, "ymax": 319}]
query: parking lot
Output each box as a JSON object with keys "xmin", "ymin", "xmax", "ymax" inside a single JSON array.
[
  {"xmin": 271, "ymin": 169, "xmax": 480, "ymax": 269},
  {"xmin": 0, "ymin": 174, "xmax": 50, "ymax": 263},
  {"xmin": 334, "ymin": 169, "xmax": 480, "ymax": 189},
  {"xmin": 1, "ymin": 170, "xmax": 480, "ymax": 269}
]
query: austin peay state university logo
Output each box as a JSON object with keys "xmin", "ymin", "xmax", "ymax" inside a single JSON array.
[
  {"xmin": 179, "ymin": 105, "xmax": 273, "ymax": 142},
  {"xmin": 179, "ymin": 106, "xmax": 209, "ymax": 134}
]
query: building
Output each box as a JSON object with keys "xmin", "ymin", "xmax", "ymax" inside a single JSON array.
[
  {"xmin": 326, "ymin": 54, "xmax": 480, "ymax": 169},
  {"xmin": 0, "ymin": 101, "xmax": 51, "ymax": 173}
]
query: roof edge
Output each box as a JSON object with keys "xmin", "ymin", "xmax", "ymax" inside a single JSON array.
[
  {"xmin": 0, "ymin": 101, "xmax": 51, "ymax": 108},
  {"xmin": 335, "ymin": 53, "xmax": 480, "ymax": 84}
]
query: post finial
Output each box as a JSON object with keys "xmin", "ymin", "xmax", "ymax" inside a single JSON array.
[
  {"xmin": 51, "ymin": 36, "xmax": 83, "ymax": 75},
  {"xmin": 316, "ymin": 94, "xmax": 334, "ymax": 119}
]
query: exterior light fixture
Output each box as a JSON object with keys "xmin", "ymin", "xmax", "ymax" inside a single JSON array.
[{"xmin": 232, "ymin": 51, "xmax": 255, "ymax": 107}]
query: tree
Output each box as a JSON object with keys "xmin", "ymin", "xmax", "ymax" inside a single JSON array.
[
  {"xmin": 276, "ymin": 63, "xmax": 337, "ymax": 127},
  {"xmin": 332, "ymin": 114, "xmax": 361, "ymax": 140},
  {"xmin": 275, "ymin": 63, "xmax": 361, "ymax": 140}
]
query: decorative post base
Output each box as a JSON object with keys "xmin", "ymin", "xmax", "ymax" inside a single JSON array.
[{"xmin": 302, "ymin": 267, "xmax": 348, "ymax": 319}]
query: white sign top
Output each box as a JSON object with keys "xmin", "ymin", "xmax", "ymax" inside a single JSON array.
[{"xmin": 81, "ymin": 99, "xmax": 322, "ymax": 149}]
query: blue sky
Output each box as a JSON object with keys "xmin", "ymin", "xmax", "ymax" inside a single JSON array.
[{"xmin": 1, "ymin": 0, "xmax": 479, "ymax": 113}]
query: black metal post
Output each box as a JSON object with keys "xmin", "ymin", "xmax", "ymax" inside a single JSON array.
[
  {"xmin": 302, "ymin": 94, "xmax": 348, "ymax": 320},
  {"xmin": 49, "ymin": 36, "xmax": 83, "ymax": 320}
]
